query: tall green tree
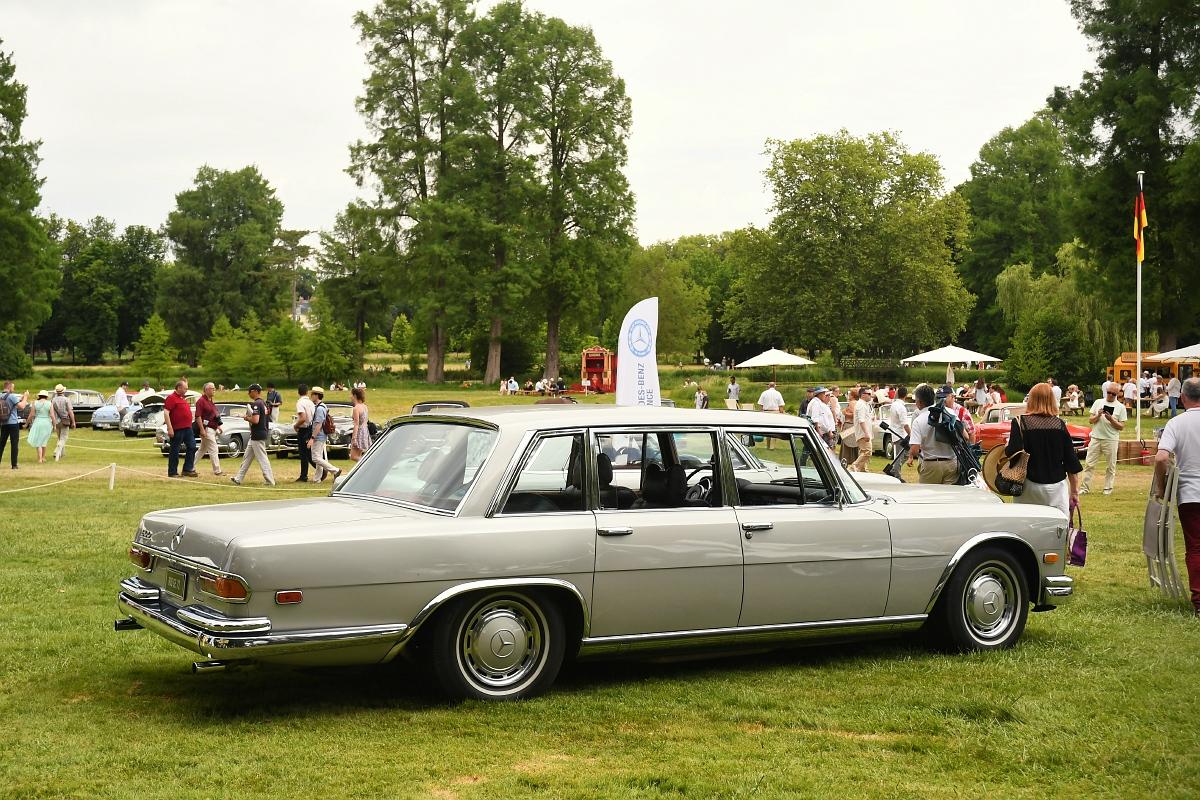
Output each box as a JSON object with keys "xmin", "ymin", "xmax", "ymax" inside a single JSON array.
[
  {"xmin": 131, "ymin": 314, "xmax": 175, "ymax": 386},
  {"xmin": 267, "ymin": 228, "xmax": 314, "ymax": 322},
  {"xmin": 298, "ymin": 300, "xmax": 356, "ymax": 384},
  {"xmin": 957, "ymin": 113, "xmax": 1073, "ymax": 356},
  {"xmin": 525, "ymin": 14, "xmax": 634, "ymax": 379},
  {"xmin": 352, "ymin": 0, "xmax": 477, "ymax": 383},
  {"xmin": 0, "ymin": 42, "xmax": 58, "ymax": 376},
  {"xmin": 110, "ymin": 225, "xmax": 166, "ymax": 358},
  {"xmin": 724, "ymin": 131, "xmax": 973, "ymax": 359},
  {"xmin": 159, "ymin": 165, "xmax": 286, "ymax": 363},
  {"xmin": 317, "ymin": 203, "xmax": 397, "ymax": 352},
  {"xmin": 1050, "ymin": 0, "xmax": 1200, "ymax": 349},
  {"xmin": 265, "ymin": 319, "xmax": 307, "ymax": 382},
  {"xmin": 618, "ymin": 244, "xmax": 709, "ymax": 356}
]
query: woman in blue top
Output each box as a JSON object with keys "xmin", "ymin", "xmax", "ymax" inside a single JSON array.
[{"xmin": 26, "ymin": 390, "xmax": 57, "ymax": 463}]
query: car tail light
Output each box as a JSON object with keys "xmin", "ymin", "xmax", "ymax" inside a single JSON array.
[
  {"xmin": 198, "ymin": 575, "xmax": 249, "ymax": 601},
  {"xmin": 275, "ymin": 590, "xmax": 303, "ymax": 605},
  {"xmin": 129, "ymin": 547, "xmax": 153, "ymax": 570}
]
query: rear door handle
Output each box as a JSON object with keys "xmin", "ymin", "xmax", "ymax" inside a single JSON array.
[
  {"xmin": 598, "ymin": 527, "xmax": 633, "ymax": 537},
  {"xmin": 740, "ymin": 522, "xmax": 773, "ymax": 539}
]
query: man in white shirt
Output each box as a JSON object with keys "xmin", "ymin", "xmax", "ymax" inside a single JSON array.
[
  {"xmin": 757, "ymin": 382, "xmax": 785, "ymax": 413},
  {"xmin": 908, "ymin": 384, "xmax": 958, "ymax": 485},
  {"xmin": 1049, "ymin": 377, "xmax": 1063, "ymax": 410},
  {"xmin": 727, "ymin": 377, "xmax": 740, "ymax": 402},
  {"xmin": 849, "ymin": 386, "xmax": 875, "ymax": 471},
  {"xmin": 114, "ymin": 381, "xmax": 131, "ymax": 419},
  {"xmin": 294, "ymin": 383, "xmax": 317, "ymax": 483},
  {"xmin": 1081, "ymin": 381, "xmax": 1127, "ymax": 495},
  {"xmin": 1123, "ymin": 378, "xmax": 1138, "ymax": 412},
  {"xmin": 1153, "ymin": 377, "xmax": 1200, "ymax": 616},
  {"xmin": 805, "ymin": 387, "xmax": 835, "ymax": 449},
  {"xmin": 1167, "ymin": 374, "xmax": 1182, "ymax": 417},
  {"xmin": 885, "ymin": 386, "xmax": 910, "ymax": 458}
]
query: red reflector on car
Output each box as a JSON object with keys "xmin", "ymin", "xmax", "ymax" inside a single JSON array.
[
  {"xmin": 129, "ymin": 547, "xmax": 153, "ymax": 570},
  {"xmin": 275, "ymin": 590, "xmax": 303, "ymax": 605},
  {"xmin": 198, "ymin": 575, "xmax": 249, "ymax": 601}
]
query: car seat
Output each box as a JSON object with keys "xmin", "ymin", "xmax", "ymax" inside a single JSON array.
[{"xmin": 597, "ymin": 453, "xmax": 636, "ymax": 509}]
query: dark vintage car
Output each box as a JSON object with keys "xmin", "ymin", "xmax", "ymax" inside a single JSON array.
[{"xmin": 50, "ymin": 389, "xmax": 106, "ymax": 424}]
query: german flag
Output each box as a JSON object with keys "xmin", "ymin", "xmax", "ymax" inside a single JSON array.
[{"xmin": 1134, "ymin": 189, "xmax": 1148, "ymax": 263}]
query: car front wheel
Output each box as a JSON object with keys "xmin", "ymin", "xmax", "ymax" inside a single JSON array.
[
  {"xmin": 430, "ymin": 590, "xmax": 565, "ymax": 701},
  {"xmin": 227, "ymin": 436, "xmax": 245, "ymax": 458},
  {"xmin": 929, "ymin": 546, "xmax": 1029, "ymax": 652}
]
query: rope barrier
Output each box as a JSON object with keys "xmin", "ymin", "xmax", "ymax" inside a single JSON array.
[
  {"xmin": 111, "ymin": 464, "xmax": 326, "ymax": 493},
  {"xmin": 0, "ymin": 465, "xmax": 114, "ymax": 495}
]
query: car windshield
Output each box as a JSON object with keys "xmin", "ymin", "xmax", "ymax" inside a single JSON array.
[{"xmin": 336, "ymin": 422, "xmax": 498, "ymax": 513}]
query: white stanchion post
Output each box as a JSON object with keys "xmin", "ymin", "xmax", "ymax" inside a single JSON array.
[{"xmin": 109, "ymin": 462, "xmax": 116, "ymax": 491}]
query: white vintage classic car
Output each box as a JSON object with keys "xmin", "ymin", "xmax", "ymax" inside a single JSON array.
[{"xmin": 116, "ymin": 406, "xmax": 1073, "ymax": 700}]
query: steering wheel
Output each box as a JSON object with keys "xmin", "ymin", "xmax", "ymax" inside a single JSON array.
[
  {"xmin": 686, "ymin": 475, "xmax": 714, "ymax": 503},
  {"xmin": 685, "ymin": 463, "xmax": 713, "ymax": 482}
]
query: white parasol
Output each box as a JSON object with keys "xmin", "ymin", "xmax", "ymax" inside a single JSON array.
[{"xmin": 735, "ymin": 348, "xmax": 815, "ymax": 382}]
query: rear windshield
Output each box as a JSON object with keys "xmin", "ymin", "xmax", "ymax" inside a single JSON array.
[{"xmin": 336, "ymin": 422, "xmax": 497, "ymax": 513}]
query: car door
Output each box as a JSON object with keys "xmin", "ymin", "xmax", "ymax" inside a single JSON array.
[
  {"xmin": 589, "ymin": 428, "xmax": 743, "ymax": 637},
  {"xmin": 728, "ymin": 427, "xmax": 892, "ymax": 626}
]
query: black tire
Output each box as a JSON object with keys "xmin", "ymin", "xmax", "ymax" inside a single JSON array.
[
  {"xmin": 123, "ymin": 430, "xmax": 137, "ymax": 438},
  {"xmin": 276, "ymin": 451, "xmax": 288, "ymax": 459},
  {"xmin": 227, "ymin": 436, "xmax": 245, "ymax": 459},
  {"xmin": 927, "ymin": 546, "xmax": 1029, "ymax": 652},
  {"xmin": 429, "ymin": 590, "xmax": 565, "ymax": 701}
]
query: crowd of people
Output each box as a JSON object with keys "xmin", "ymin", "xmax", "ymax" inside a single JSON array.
[
  {"xmin": 0, "ymin": 377, "xmax": 372, "ymax": 482},
  {"xmin": 500, "ymin": 376, "xmax": 568, "ymax": 395}
]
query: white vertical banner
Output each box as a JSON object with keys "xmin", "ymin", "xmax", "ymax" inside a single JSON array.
[{"xmin": 616, "ymin": 296, "xmax": 661, "ymax": 406}]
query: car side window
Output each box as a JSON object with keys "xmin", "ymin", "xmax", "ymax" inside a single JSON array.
[
  {"xmin": 596, "ymin": 430, "xmax": 721, "ymax": 510},
  {"xmin": 501, "ymin": 433, "xmax": 586, "ymax": 514},
  {"xmin": 730, "ymin": 430, "xmax": 837, "ymax": 506}
]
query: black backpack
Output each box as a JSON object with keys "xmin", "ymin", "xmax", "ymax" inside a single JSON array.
[{"xmin": 928, "ymin": 401, "xmax": 963, "ymax": 445}]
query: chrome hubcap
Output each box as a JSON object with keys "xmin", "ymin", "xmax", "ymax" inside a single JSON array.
[
  {"xmin": 963, "ymin": 562, "xmax": 1017, "ymax": 642},
  {"xmin": 458, "ymin": 597, "xmax": 544, "ymax": 691}
]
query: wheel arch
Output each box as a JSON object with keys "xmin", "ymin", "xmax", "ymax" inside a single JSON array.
[
  {"xmin": 385, "ymin": 577, "xmax": 590, "ymax": 661},
  {"xmin": 924, "ymin": 533, "xmax": 1040, "ymax": 614}
]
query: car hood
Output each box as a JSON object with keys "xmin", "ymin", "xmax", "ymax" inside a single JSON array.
[
  {"xmin": 137, "ymin": 496, "xmax": 414, "ymax": 567},
  {"xmin": 866, "ymin": 482, "xmax": 1003, "ymax": 505}
]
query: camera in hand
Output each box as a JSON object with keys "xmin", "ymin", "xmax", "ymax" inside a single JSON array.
[{"xmin": 1102, "ymin": 404, "xmax": 1115, "ymax": 416}]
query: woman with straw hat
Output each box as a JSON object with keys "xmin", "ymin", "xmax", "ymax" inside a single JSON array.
[{"xmin": 26, "ymin": 389, "xmax": 56, "ymax": 463}]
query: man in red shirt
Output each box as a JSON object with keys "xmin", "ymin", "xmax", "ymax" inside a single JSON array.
[{"xmin": 163, "ymin": 379, "xmax": 197, "ymax": 477}]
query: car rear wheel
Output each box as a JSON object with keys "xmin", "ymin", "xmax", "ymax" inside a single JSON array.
[
  {"xmin": 929, "ymin": 546, "xmax": 1028, "ymax": 652},
  {"xmin": 123, "ymin": 430, "xmax": 137, "ymax": 438},
  {"xmin": 429, "ymin": 590, "xmax": 565, "ymax": 701}
]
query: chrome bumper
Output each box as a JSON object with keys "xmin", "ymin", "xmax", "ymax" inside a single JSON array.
[
  {"xmin": 1037, "ymin": 574, "xmax": 1073, "ymax": 608},
  {"xmin": 115, "ymin": 577, "xmax": 409, "ymax": 661}
]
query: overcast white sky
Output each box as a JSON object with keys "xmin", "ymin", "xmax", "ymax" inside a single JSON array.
[{"xmin": 2, "ymin": 0, "xmax": 1094, "ymax": 245}]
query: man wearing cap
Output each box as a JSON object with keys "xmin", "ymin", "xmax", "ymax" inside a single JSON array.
[
  {"xmin": 163, "ymin": 379, "xmax": 198, "ymax": 478},
  {"xmin": 908, "ymin": 384, "xmax": 958, "ymax": 484},
  {"xmin": 806, "ymin": 387, "xmax": 836, "ymax": 449},
  {"xmin": 231, "ymin": 384, "xmax": 275, "ymax": 486},
  {"xmin": 308, "ymin": 386, "xmax": 342, "ymax": 482},
  {"xmin": 51, "ymin": 384, "xmax": 76, "ymax": 462},
  {"xmin": 1081, "ymin": 380, "xmax": 1126, "ymax": 496},
  {"xmin": 851, "ymin": 386, "xmax": 874, "ymax": 471},
  {"xmin": 115, "ymin": 381, "xmax": 131, "ymax": 420}
]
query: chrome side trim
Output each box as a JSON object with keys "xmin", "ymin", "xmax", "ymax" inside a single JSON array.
[
  {"xmin": 119, "ymin": 576, "xmax": 161, "ymax": 601},
  {"xmin": 923, "ymin": 533, "xmax": 1038, "ymax": 614},
  {"xmin": 177, "ymin": 605, "xmax": 272, "ymax": 633},
  {"xmin": 577, "ymin": 614, "xmax": 927, "ymax": 657},
  {"xmin": 116, "ymin": 592, "xmax": 407, "ymax": 660}
]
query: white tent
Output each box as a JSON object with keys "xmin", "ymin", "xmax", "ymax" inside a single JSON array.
[
  {"xmin": 1151, "ymin": 343, "xmax": 1200, "ymax": 362},
  {"xmin": 735, "ymin": 348, "xmax": 814, "ymax": 381},
  {"xmin": 901, "ymin": 345, "xmax": 1002, "ymax": 365}
]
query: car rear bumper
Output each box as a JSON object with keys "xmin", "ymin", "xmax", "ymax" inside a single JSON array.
[{"xmin": 115, "ymin": 577, "xmax": 408, "ymax": 661}]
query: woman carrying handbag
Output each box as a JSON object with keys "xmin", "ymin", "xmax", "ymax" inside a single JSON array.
[{"xmin": 1005, "ymin": 382, "xmax": 1082, "ymax": 517}]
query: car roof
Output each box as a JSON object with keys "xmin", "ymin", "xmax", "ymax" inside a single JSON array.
[{"xmin": 408, "ymin": 404, "xmax": 815, "ymax": 432}]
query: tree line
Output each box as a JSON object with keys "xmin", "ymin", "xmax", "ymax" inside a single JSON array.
[{"xmin": 1, "ymin": 0, "xmax": 1198, "ymax": 390}]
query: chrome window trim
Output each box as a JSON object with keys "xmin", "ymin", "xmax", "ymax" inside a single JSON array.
[
  {"xmin": 489, "ymin": 428, "xmax": 590, "ymax": 518},
  {"xmin": 333, "ymin": 416, "xmax": 500, "ymax": 518}
]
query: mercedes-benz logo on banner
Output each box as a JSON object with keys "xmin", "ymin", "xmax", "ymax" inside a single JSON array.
[{"xmin": 628, "ymin": 319, "xmax": 653, "ymax": 357}]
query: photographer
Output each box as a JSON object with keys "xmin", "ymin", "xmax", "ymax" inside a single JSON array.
[{"xmin": 1080, "ymin": 381, "xmax": 1126, "ymax": 496}]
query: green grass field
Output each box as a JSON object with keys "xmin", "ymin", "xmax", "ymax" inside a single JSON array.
[{"xmin": 1, "ymin": 387, "xmax": 1197, "ymax": 798}]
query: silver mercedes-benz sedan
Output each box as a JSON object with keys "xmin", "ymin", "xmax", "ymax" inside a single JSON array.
[{"xmin": 115, "ymin": 406, "xmax": 1073, "ymax": 700}]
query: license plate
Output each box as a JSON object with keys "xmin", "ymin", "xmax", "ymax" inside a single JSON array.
[{"xmin": 164, "ymin": 568, "xmax": 187, "ymax": 599}]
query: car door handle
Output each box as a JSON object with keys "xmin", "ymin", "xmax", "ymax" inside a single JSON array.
[
  {"xmin": 740, "ymin": 522, "xmax": 773, "ymax": 539},
  {"xmin": 597, "ymin": 527, "xmax": 634, "ymax": 537}
]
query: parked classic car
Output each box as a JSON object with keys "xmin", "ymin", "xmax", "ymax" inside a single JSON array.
[
  {"xmin": 115, "ymin": 406, "xmax": 1073, "ymax": 700},
  {"xmin": 976, "ymin": 403, "xmax": 1090, "ymax": 457},
  {"xmin": 92, "ymin": 389, "xmax": 158, "ymax": 430},
  {"xmin": 121, "ymin": 391, "xmax": 200, "ymax": 437},
  {"xmin": 41, "ymin": 388, "xmax": 105, "ymax": 424}
]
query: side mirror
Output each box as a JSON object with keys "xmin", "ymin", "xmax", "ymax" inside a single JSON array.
[{"xmin": 833, "ymin": 486, "xmax": 844, "ymax": 510}]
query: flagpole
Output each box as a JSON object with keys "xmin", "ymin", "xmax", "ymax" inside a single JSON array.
[{"xmin": 1136, "ymin": 170, "xmax": 1144, "ymax": 443}]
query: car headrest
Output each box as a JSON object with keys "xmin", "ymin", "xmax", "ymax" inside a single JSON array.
[
  {"xmin": 597, "ymin": 452, "xmax": 614, "ymax": 487},
  {"xmin": 641, "ymin": 462, "xmax": 669, "ymax": 504},
  {"xmin": 665, "ymin": 463, "xmax": 688, "ymax": 504},
  {"xmin": 417, "ymin": 449, "xmax": 447, "ymax": 481}
]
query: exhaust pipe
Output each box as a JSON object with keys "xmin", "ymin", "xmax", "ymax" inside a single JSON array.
[
  {"xmin": 192, "ymin": 660, "xmax": 228, "ymax": 674},
  {"xmin": 114, "ymin": 618, "xmax": 142, "ymax": 632}
]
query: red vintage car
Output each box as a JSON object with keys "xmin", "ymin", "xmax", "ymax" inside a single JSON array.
[{"xmin": 976, "ymin": 403, "xmax": 1091, "ymax": 457}]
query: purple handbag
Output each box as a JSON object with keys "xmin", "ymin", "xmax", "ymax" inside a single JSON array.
[{"xmin": 1068, "ymin": 499, "xmax": 1088, "ymax": 567}]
